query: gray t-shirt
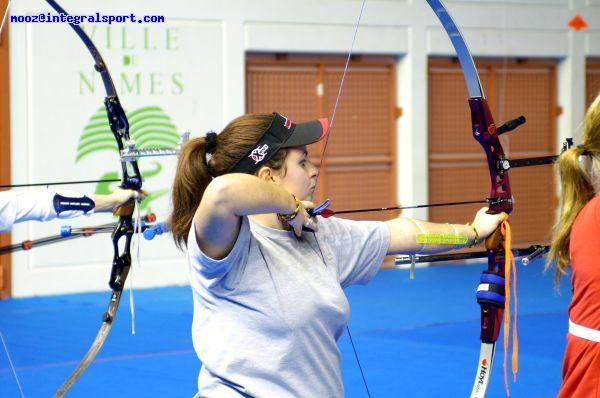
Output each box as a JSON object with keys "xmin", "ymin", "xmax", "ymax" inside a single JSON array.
[{"xmin": 187, "ymin": 216, "xmax": 390, "ymax": 397}]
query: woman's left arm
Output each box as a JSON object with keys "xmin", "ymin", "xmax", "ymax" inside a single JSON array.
[{"xmin": 384, "ymin": 207, "xmax": 505, "ymax": 255}]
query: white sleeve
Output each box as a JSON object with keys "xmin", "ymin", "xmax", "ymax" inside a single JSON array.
[{"xmin": 0, "ymin": 189, "xmax": 95, "ymax": 232}]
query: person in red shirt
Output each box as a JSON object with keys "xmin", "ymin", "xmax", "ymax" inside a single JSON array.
[{"xmin": 548, "ymin": 92, "xmax": 600, "ymax": 397}]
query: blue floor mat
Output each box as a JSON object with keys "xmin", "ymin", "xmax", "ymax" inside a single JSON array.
[{"xmin": 0, "ymin": 261, "xmax": 570, "ymax": 397}]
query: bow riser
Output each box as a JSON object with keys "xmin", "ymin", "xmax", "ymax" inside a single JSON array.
[
  {"xmin": 109, "ymin": 218, "xmax": 133, "ymax": 291},
  {"xmin": 469, "ymin": 97, "xmax": 512, "ymax": 345},
  {"xmin": 469, "ymin": 98, "xmax": 513, "ymax": 215},
  {"xmin": 104, "ymin": 97, "xmax": 142, "ymax": 190}
]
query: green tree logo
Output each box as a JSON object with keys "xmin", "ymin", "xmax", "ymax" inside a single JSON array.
[{"xmin": 76, "ymin": 106, "xmax": 180, "ymax": 212}]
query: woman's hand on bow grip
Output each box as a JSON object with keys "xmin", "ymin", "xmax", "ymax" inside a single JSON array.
[{"xmin": 471, "ymin": 207, "xmax": 506, "ymax": 241}]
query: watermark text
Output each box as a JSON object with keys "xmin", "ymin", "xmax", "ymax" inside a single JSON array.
[{"xmin": 10, "ymin": 12, "xmax": 165, "ymax": 25}]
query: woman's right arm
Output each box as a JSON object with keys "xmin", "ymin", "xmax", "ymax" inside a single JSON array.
[{"xmin": 194, "ymin": 173, "xmax": 311, "ymax": 259}]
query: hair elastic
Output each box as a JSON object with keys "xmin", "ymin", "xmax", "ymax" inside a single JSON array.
[{"xmin": 205, "ymin": 131, "xmax": 217, "ymax": 166}]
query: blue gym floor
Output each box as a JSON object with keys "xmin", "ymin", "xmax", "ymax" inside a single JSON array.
[{"xmin": 0, "ymin": 261, "xmax": 570, "ymax": 397}]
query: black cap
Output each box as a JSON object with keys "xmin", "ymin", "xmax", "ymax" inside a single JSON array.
[{"xmin": 229, "ymin": 112, "xmax": 328, "ymax": 174}]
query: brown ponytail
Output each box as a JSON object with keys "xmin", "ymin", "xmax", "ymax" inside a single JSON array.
[{"xmin": 170, "ymin": 136, "xmax": 213, "ymax": 249}]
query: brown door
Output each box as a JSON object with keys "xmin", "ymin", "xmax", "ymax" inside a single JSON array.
[
  {"xmin": 428, "ymin": 58, "xmax": 558, "ymax": 247},
  {"xmin": 246, "ymin": 54, "xmax": 397, "ymax": 221},
  {"xmin": 586, "ymin": 58, "xmax": 600, "ymax": 108}
]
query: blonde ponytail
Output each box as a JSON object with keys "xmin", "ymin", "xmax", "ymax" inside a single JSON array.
[{"xmin": 547, "ymin": 93, "xmax": 600, "ymax": 285}]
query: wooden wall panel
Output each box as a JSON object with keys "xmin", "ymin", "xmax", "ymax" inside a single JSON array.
[
  {"xmin": 322, "ymin": 65, "xmax": 396, "ymax": 221},
  {"xmin": 246, "ymin": 54, "xmax": 397, "ymax": 222}
]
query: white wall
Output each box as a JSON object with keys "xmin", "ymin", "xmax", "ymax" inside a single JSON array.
[{"xmin": 7, "ymin": 0, "xmax": 600, "ymax": 296}]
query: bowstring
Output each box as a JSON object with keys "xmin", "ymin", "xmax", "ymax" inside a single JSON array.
[
  {"xmin": 498, "ymin": 0, "xmax": 509, "ymax": 151},
  {"xmin": 315, "ymin": 1, "xmax": 371, "ymax": 397},
  {"xmin": 1, "ymin": 330, "xmax": 25, "ymax": 398},
  {"xmin": 316, "ymin": 0, "xmax": 367, "ymax": 185},
  {"xmin": 128, "ymin": 200, "xmax": 143, "ymax": 336},
  {"xmin": 499, "ymin": 3, "xmax": 519, "ymax": 393}
]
